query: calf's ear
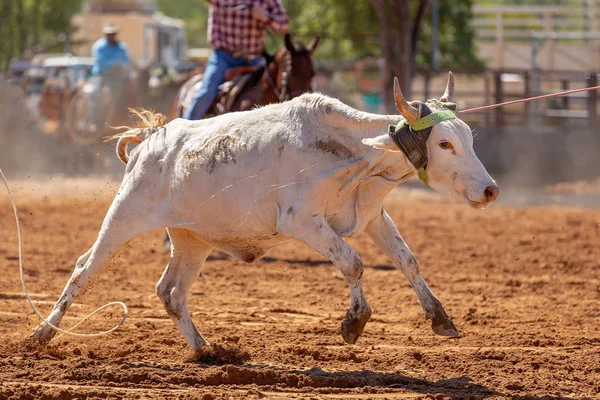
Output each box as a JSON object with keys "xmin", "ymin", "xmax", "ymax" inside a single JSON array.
[{"xmin": 362, "ymin": 135, "xmax": 400, "ymax": 152}]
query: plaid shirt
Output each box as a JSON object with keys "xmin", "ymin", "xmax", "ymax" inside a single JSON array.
[{"xmin": 207, "ymin": 0, "xmax": 289, "ymax": 58}]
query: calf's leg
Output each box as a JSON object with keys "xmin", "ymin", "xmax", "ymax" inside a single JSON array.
[
  {"xmin": 156, "ymin": 228, "xmax": 214, "ymax": 350},
  {"xmin": 280, "ymin": 218, "xmax": 371, "ymax": 344},
  {"xmin": 365, "ymin": 209, "xmax": 458, "ymax": 336},
  {"xmin": 31, "ymin": 189, "xmax": 159, "ymax": 343}
]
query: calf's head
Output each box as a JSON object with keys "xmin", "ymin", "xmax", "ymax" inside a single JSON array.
[{"xmin": 364, "ymin": 72, "xmax": 499, "ymax": 209}]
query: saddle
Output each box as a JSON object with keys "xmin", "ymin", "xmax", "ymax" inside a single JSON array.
[{"xmin": 182, "ymin": 65, "xmax": 264, "ymax": 116}]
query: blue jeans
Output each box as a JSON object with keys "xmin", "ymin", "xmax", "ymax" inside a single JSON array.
[{"xmin": 183, "ymin": 49, "xmax": 263, "ymax": 120}]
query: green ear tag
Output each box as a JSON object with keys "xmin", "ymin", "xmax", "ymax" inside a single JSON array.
[{"xmin": 418, "ymin": 167, "xmax": 429, "ymax": 187}]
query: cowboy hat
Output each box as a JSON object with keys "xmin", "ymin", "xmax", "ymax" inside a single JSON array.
[{"xmin": 102, "ymin": 24, "xmax": 119, "ymax": 35}]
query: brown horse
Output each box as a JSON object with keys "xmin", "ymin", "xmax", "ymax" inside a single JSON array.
[
  {"xmin": 170, "ymin": 34, "xmax": 319, "ymax": 120},
  {"xmin": 163, "ymin": 34, "xmax": 319, "ymax": 251}
]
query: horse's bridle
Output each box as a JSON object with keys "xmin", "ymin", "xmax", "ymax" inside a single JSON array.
[{"xmin": 265, "ymin": 50, "xmax": 292, "ymax": 102}]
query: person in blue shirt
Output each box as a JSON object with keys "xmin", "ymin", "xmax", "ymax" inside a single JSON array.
[
  {"xmin": 92, "ymin": 24, "xmax": 131, "ymax": 76},
  {"xmin": 84, "ymin": 24, "xmax": 132, "ymax": 133}
]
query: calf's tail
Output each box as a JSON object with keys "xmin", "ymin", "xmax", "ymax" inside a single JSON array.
[{"xmin": 106, "ymin": 108, "xmax": 168, "ymax": 164}]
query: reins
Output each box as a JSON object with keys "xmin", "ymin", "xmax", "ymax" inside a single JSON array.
[{"xmin": 265, "ymin": 50, "xmax": 292, "ymax": 102}]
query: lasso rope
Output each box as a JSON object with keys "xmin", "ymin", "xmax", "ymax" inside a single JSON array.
[
  {"xmin": 459, "ymin": 84, "xmax": 600, "ymax": 114},
  {"xmin": 0, "ymin": 167, "xmax": 128, "ymax": 340}
]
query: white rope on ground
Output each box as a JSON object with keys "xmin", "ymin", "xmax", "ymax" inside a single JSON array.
[{"xmin": 0, "ymin": 167, "xmax": 128, "ymax": 340}]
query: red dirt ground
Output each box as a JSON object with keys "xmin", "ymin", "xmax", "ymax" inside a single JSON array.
[{"xmin": 0, "ymin": 179, "xmax": 599, "ymax": 399}]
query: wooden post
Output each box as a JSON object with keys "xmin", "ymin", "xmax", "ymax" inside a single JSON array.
[
  {"xmin": 423, "ymin": 72, "xmax": 430, "ymax": 100},
  {"xmin": 494, "ymin": 71, "xmax": 504, "ymax": 126},
  {"xmin": 523, "ymin": 71, "xmax": 531, "ymax": 114},
  {"xmin": 484, "ymin": 72, "xmax": 491, "ymax": 126},
  {"xmin": 587, "ymin": 72, "xmax": 597, "ymax": 125},
  {"xmin": 561, "ymin": 79, "xmax": 569, "ymax": 110}
]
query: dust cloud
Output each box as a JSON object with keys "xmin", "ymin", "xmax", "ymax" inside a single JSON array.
[
  {"xmin": 0, "ymin": 82, "xmax": 124, "ymax": 180},
  {"xmin": 470, "ymin": 121, "xmax": 600, "ymax": 207},
  {"xmin": 2, "ymin": 80, "xmax": 600, "ymax": 206}
]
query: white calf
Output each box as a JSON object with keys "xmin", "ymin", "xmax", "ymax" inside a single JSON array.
[{"xmin": 32, "ymin": 74, "xmax": 498, "ymax": 350}]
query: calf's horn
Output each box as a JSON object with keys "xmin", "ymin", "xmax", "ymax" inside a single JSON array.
[
  {"xmin": 394, "ymin": 77, "xmax": 420, "ymax": 122},
  {"xmin": 440, "ymin": 71, "xmax": 455, "ymax": 102}
]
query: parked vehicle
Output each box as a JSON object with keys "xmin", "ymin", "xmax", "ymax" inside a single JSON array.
[
  {"xmin": 7, "ymin": 60, "xmax": 32, "ymax": 86},
  {"xmin": 38, "ymin": 55, "xmax": 94, "ymax": 130}
]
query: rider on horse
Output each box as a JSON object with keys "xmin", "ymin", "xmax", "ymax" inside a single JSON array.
[
  {"xmin": 92, "ymin": 24, "xmax": 131, "ymax": 76},
  {"xmin": 86, "ymin": 24, "xmax": 133, "ymax": 133},
  {"xmin": 184, "ymin": 0, "xmax": 290, "ymax": 120}
]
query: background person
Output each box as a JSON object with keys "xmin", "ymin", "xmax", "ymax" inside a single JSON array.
[
  {"xmin": 91, "ymin": 24, "xmax": 131, "ymax": 76},
  {"xmin": 183, "ymin": 0, "xmax": 289, "ymax": 120},
  {"xmin": 86, "ymin": 24, "xmax": 132, "ymax": 132}
]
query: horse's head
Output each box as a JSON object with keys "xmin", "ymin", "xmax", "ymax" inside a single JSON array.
[{"xmin": 272, "ymin": 34, "xmax": 319, "ymax": 100}]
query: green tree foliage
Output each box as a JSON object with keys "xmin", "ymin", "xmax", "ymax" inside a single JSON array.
[
  {"xmin": 151, "ymin": 0, "xmax": 479, "ymax": 69},
  {"xmin": 417, "ymin": 0, "xmax": 482, "ymax": 70},
  {"xmin": 0, "ymin": 0, "xmax": 81, "ymax": 71},
  {"xmin": 280, "ymin": 0, "xmax": 381, "ymax": 60},
  {"xmin": 152, "ymin": 0, "xmax": 209, "ymax": 48}
]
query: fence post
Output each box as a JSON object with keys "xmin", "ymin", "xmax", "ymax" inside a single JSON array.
[
  {"xmin": 586, "ymin": 72, "xmax": 597, "ymax": 126},
  {"xmin": 484, "ymin": 72, "xmax": 491, "ymax": 126},
  {"xmin": 561, "ymin": 79, "xmax": 569, "ymax": 109},
  {"xmin": 494, "ymin": 71, "xmax": 503, "ymax": 126},
  {"xmin": 523, "ymin": 71, "xmax": 530, "ymax": 114}
]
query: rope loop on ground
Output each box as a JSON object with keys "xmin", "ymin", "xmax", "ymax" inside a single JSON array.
[{"xmin": 0, "ymin": 167, "xmax": 128, "ymax": 340}]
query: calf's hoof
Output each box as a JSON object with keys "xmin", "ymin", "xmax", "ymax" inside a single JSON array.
[
  {"xmin": 30, "ymin": 323, "xmax": 55, "ymax": 344},
  {"xmin": 341, "ymin": 309, "xmax": 372, "ymax": 344},
  {"xmin": 430, "ymin": 307, "xmax": 459, "ymax": 337}
]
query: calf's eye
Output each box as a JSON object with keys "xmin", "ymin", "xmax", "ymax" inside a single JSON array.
[{"xmin": 439, "ymin": 141, "xmax": 453, "ymax": 150}]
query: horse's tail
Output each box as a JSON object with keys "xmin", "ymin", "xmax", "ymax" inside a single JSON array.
[{"xmin": 105, "ymin": 108, "xmax": 168, "ymax": 164}]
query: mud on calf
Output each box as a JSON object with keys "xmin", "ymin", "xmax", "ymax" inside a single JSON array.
[
  {"xmin": 338, "ymin": 252, "xmax": 372, "ymax": 344},
  {"xmin": 341, "ymin": 281, "xmax": 373, "ymax": 344},
  {"xmin": 279, "ymin": 216, "xmax": 373, "ymax": 345},
  {"xmin": 31, "ymin": 248, "xmax": 95, "ymax": 343},
  {"xmin": 429, "ymin": 297, "xmax": 459, "ymax": 336},
  {"xmin": 408, "ymin": 259, "xmax": 459, "ymax": 337},
  {"xmin": 155, "ymin": 228, "xmax": 214, "ymax": 350},
  {"xmin": 156, "ymin": 280, "xmax": 182, "ymax": 320},
  {"xmin": 364, "ymin": 210, "xmax": 459, "ymax": 338}
]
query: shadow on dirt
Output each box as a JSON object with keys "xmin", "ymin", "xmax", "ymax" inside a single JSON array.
[
  {"xmin": 0, "ymin": 334, "xmax": 590, "ymax": 399},
  {"xmin": 153, "ymin": 363, "xmax": 508, "ymax": 398},
  {"xmin": 210, "ymin": 364, "xmax": 592, "ymax": 399},
  {"xmin": 261, "ymin": 256, "xmax": 330, "ymax": 267},
  {"xmin": 289, "ymin": 370, "xmax": 500, "ymax": 398},
  {"xmin": 260, "ymin": 256, "xmax": 395, "ymax": 271}
]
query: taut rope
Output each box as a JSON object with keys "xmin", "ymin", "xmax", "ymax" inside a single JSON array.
[{"xmin": 459, "ymin": 85, "xmax": 600, "ymax": 114}]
